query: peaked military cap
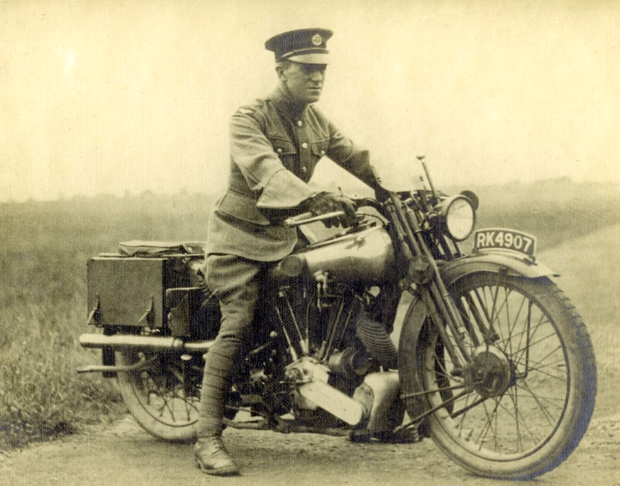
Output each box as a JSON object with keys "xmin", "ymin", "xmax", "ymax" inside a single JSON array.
[{"xmin": 265, "ymin": 28, "xmax": 333, "ymax": 64}]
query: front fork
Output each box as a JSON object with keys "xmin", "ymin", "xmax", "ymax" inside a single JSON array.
[{"xmin": 385, "ymin": 193, "xmax": 473, "ymax": 371}]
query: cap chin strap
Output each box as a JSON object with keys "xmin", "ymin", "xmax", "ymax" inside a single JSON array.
[
  {"xmin": 286, "ymin": 55, "xmax": 330, "ymax": 65},
  {"xmin": 278, "ymin": 49, "xmax": 330, "ymax": 65},
  {"xmin": 281, "ymin": 47, "xmax": 329, "ymax": 58}
]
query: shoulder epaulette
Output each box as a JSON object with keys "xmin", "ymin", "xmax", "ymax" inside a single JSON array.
[
  {"xmin": 235, "ymin": 106, "xmax": 255, "ymax": 116},
  {"xmin": 234, "ymin": 97, "xmax": 272, "ymax": 118}
]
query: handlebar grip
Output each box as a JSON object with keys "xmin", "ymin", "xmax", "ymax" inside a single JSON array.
[{"xmin": 283, "ymin": 211, "xmax": 345, "ymax": 228}]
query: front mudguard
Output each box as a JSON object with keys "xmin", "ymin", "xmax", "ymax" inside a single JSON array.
[
  {"xmin": 398, "ymin": 252, "xmax": 556, "ymax": 429},
  {"xmin": 438, "ymin": 252, "xmax": 557, "ymax": 288}
]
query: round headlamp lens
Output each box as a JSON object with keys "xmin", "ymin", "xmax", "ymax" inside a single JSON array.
[{"xmin": 445, "ymin": 196, "xmax": 475, "ymax": 241}]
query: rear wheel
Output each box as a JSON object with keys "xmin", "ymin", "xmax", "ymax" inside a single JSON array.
[
  {"xmin": 116, "ymin": 351, "xmax": 200, "ymax": 442},
  {"xmin": 400, "ymin": 273, "xmax": 596, "ymax": 480}
]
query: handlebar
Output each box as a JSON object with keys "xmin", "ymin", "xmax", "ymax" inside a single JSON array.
[
  {"xmin": 283, "ymin": 211, "xmax": 346, "ymax": 228},
  {"xmin": 282, "ymin": 195, "xmax": 386, "ymax": 228}
]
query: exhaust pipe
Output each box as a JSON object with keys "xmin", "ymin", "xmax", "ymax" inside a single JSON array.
[{"xmin": 79, "ymin": 333, "xmax": 214, "ymax": 354}]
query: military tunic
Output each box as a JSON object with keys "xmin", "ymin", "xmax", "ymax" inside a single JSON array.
[{"xmin": 205, "ymin": 85, "xmax": 376, "ymax": 261}]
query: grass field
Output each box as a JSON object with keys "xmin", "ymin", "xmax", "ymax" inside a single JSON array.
[
  {"xmin": 0, "ymin": 181, "xmax": 618, "ymax": 449},
  {"xmin": 0, "ymin": 192, "xmax": 211, "ymax": 448}
]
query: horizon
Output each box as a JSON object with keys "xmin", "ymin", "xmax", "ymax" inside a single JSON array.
[{"xmin": 1, "ymin": 176, "xmax": 618, "ymax": 206}]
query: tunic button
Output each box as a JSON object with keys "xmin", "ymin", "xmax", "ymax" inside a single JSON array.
[
  {"xmin": 297, "ymin": 120, "xmax": 303, "ymax": 127},
  {"xmin": 320, "ymin": 150, "xmax": 326, "ymax": 155},
  {"xmin": 277, "ymin": 148, "xmax": 282, "ymax": 154},
  {"xmin": 301, "ymin": 142, "xmax": 308, "ymax": 149},
  {"xmin": 302, "ymin": 166, "xmax": 307, "ymax": 173}
]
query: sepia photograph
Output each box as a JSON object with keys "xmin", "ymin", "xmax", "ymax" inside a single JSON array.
[{"xmin": 1, "ymin": 1, "xmax": 618, "ymax": 485}]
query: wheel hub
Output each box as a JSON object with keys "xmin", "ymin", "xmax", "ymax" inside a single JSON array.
[{"xmin": 469, "ymin": 346, "xmax": 514, "ymax": 399}]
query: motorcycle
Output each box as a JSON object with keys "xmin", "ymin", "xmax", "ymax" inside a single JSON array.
[{"xmin": 78, "ymin": 158, "xmax": 596, "ymax": 480}]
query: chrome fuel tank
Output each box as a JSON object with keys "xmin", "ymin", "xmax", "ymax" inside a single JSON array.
[{"xmin": 278, "ymin": 225, "xmax": 395, "ymax": 283}]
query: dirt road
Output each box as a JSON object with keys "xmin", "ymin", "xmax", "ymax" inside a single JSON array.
[{"xmin": 0, "ymin": 409, "xmax": 618, "ymax": 486}]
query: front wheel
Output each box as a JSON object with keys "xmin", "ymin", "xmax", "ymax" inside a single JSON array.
[
  {"xmin": 400, "ymin": 273, "xmax": 596, "ymax": 480},
  {"xmin": 116, "ymin": 351, "xmax": 200, "ymax": 442}
]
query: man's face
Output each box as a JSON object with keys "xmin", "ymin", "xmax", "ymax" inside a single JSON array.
[{"xmin": 280, "ymin": 62, "xmax": 327, "ymax": 104}]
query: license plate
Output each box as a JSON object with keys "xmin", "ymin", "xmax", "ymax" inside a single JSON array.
[{"xmin": 472, "ymin": 228, "xmax": 537, "ymax": 258}]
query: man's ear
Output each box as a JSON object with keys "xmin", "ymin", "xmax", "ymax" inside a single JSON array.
[{"xmin": 276, "ymin": 65, "xmax": 286, "ymax": 80}]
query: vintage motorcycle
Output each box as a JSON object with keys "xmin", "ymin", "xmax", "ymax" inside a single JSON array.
[{"xmin": 78, "ymin": 159, "xmax": 596, "ymax": 480}]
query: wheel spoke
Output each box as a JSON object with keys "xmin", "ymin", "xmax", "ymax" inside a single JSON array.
[
  {"xmin": 421, "ymin": 277, "xmax": 574, "ymax": 457},
  {"xmin": 118, "ymin": 352, "xmax": 200, "ymax": 435},
  {"xmin": 519, "ymin": 382, "xmax": 560, "ymax": 427},
  {"xmin": 501, "ymin": 387, "xmax": 542, "ymax": 449},
  {"xmin": 473, "ymin": 397, "xmax": 502, "ymax": 450},
  {"xmin": 402, "ymin": 272, "xmax": 596, "ymax": 479}
]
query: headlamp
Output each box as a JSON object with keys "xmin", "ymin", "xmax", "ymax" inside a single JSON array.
[{"xmin": 436, "ymin": 194, "xmax": 477, "ymax": 241}]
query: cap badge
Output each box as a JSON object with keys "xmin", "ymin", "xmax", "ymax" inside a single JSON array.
[{"xmin": 312, "ymin": 34, "xmax": 323, "ymax": 46}]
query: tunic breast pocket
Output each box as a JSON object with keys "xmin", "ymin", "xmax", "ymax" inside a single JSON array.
[
  {"xmin": 311, "ymin": 139, "xmax": 329, "ymax": 160},
  {"xmin": 269, "ymin": 137, "xmax": 297, "ymax": 172},
  {"xmin": 270, "ymin": 138, "xmax": 297, "ymax": 158}
]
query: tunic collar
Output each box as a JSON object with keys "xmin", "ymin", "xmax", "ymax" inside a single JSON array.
[{"xmin": 269, "ymin": 85, "xmax": 309, "ymax": 120}]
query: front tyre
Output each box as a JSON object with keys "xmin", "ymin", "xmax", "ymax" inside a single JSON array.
[
  {"xmin": 401, "ymin": 273, "xmax": 596, "ymax": 480},
  {"xmin": 116, "ymin": 351, "xmax": 200, "ymax": 442}
]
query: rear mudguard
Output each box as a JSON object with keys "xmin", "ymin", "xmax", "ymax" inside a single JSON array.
[{"xmin": 398, "ymin": 252, "xmax": 556, "ymax": 428}]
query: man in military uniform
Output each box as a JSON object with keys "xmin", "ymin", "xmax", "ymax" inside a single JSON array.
[{"xmin": 194, "ymin": 28, "xmax": 380, "ymax": 476}]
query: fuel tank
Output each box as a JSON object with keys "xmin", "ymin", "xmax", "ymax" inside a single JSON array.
[{"xmin": 277, "ymin": 225, "xmax": 395, "ymax": 283}]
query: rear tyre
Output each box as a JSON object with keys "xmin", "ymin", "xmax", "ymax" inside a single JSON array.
[
  {"xmin": 400, "ymin": 273, "xmax": 596, "ymax": 480},
  {"xmin": 116, "ymin": 351, "xmax": 199, "ymax": 442}
]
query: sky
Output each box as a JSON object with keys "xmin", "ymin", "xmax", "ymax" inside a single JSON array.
[{"xmin": 1, "ymin": 0, "xmax": 619, "ymax": 201}]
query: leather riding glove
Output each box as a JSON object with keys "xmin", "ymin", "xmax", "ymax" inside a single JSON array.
[{"xmin": 303, "ymin": 192, "xmax": 357, "ymax": 228}]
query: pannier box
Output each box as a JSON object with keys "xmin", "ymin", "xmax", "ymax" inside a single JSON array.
[
  {"xmin": 87, "ymin": 256, "xmax": 193, "ymax": 328},
  {"xmin": 86, "ymin": 241, "xmax": 206, "ymax": 329}
]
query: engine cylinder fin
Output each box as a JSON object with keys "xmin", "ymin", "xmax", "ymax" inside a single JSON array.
[{"xmin": 356, "ymin": 313, "xmax": 398, "ymax": 369}]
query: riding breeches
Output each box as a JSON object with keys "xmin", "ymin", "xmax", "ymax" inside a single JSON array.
[{"xmin": 197, "ymin": 254, "xmax": 272, "ymax": 438}]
